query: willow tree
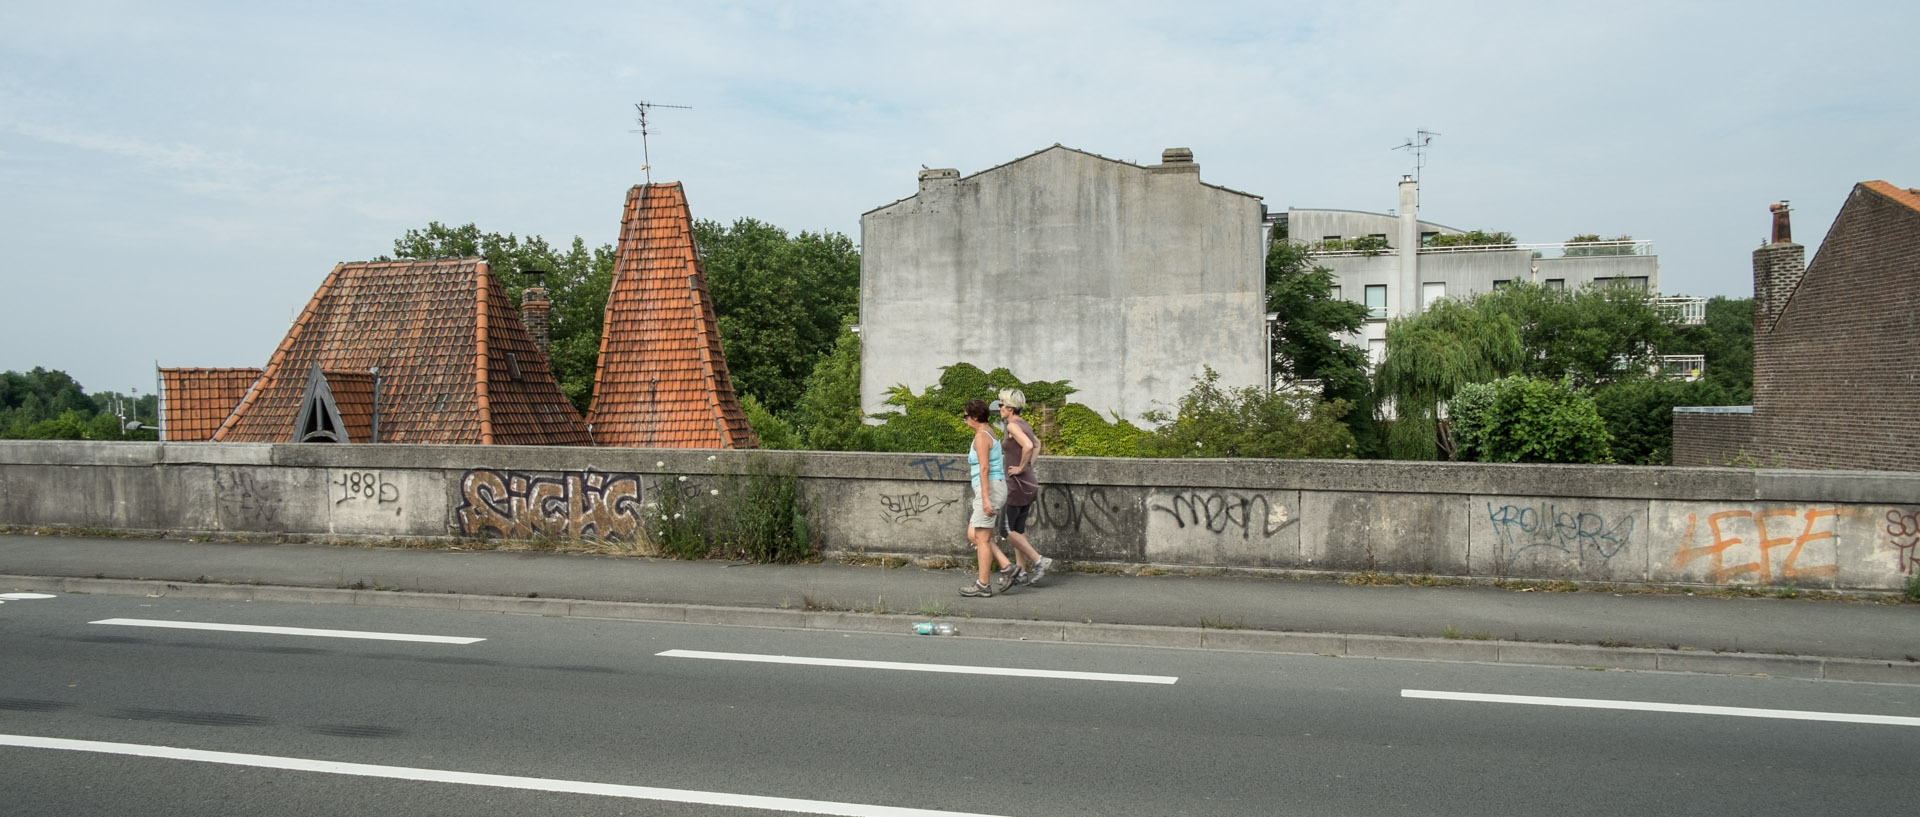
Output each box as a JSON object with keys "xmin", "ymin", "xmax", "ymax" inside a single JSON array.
[{"xmin": 1373, "ymin": 298, "xmax": 1524, "ymax": 460}]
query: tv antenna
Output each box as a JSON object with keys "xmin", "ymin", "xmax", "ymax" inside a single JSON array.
[
  {"xmin": 631, "ymin": 101, "xmax": 692, "ymax": 184},
  {"xmin": 1393, "ymin": 129, "xmax": 1439, "ymax": 184}
]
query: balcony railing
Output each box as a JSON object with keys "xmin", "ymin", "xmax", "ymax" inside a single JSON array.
[
  {"xmin": 1658, "ymin": 355, "xmax": 1705, "ymax": 381},
  {"xmin": 1308, "ymin": 239, "xmax": 1655, "ymax": 258},
  {"xmin": 1654, "ymin": 296, "xmax": 1707, "ymax": 326}
]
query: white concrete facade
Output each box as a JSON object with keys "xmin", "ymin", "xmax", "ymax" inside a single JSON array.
[
  {"xmin": 858, "ymin": 146, "xmax": 1265, "ymax": 424},
  {"xmin": 1290, "ymin": 179, "xmax": 1661, "ymax": 353}
]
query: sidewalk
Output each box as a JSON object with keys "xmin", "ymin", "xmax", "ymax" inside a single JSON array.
[{"xmin": 3, "ymin": 534, "xmax": 1916, "ymax": 683}]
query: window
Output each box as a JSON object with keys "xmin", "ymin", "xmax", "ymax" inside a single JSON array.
[
  {"xmin": 1591, "ymin": 277, "xmax": 1613, "ymax": 287},
  {"xmin": 1545, "ymin": 278, "xmax": 1565, "ymax": 291},
  {"xmin": 1368, "ymin": 233, "xmax": 1388, "ymax": 243},
  {"xmin": 1492, "ymin": 280, "xmax": 1509, "ymax": 289},
  {"xmin": 1329, "ymin": 286, "xmax": 1341, "ymax": 301},
  {"xmin": 1420, "ymin": 231, "xmax": 1439, "ymax": 246},
  {"xmin": 1364, "ymin": 285, "xmax": 1387, "ymax": 319},
  {"xmin": 1322, "ymin": 235, "xmax": 1342, "ymax": 243},
  {"xmin": 1628, "ymin": 276, "xmax": 1650, "ymax": 289},
  {"xmin": 1422, "ymin": 282, "xmax": 1445, "ymax": 308},
  {"xmin": 1367, "ymin": 338, "xmax": 1387, "ymax": 368}
]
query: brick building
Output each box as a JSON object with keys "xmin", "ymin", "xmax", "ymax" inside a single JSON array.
[{"xmin": 1672, "ymin": 181, "xmax": 1920, "ymax": 470}]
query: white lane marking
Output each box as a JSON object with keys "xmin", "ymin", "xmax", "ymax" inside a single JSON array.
[
  {"xmin": 0, "ymin": 733, "xmax": 1008, "ymax": 817},
  {"xmin": 1404, "ymin": 689, "xmax": 1920, "ymax": 728},
  {"xmin": 659, "ymin": 649, "xmax": 1178, "ymax": 684},
  {"xmin": 1, "ymin": 593, "xmax": 57, "ymax": 600},
  {"xmin": 90, "ymin": 618, "xmax": 484, "ymax": 645}
]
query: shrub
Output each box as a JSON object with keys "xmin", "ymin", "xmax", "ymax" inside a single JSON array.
[
  {"xmin": 739, "ymin": 393, "xmax": 797, "ymax": 450},
  {"xmin": 1591, "ymin": 378, "xmax": 1746, "ymax": 465},
  {"xmin": 1139, "ymin": 366, "xmax": 1355, "ymax": 459},
  {"xmin": 647, "ymin": 456, "xmax": 810, "ymax": 562},
  {"xmin": 1043, "ymin": 403, "xmax": 1152, "ymax": 457},
  {"xmin": 1458, "ymin": 376, "xmax": 1613, "ymax": 464}
]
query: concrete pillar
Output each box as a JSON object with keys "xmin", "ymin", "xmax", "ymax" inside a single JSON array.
[{"xmin": 1397, "ymin": 176, "xmax": 1420, "ymax": 317}]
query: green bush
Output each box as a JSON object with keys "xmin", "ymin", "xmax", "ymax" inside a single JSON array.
[
  {"xmin": 739, "ymin": 393, "xmax": 797, "ymax": 450},
  {"xmin": 1455, "ymin": 376, "xmax": 1613, "ymax": 464},
  {"xmin": 647, "ymin": 456, "xmax": 810, "ymax": 562},
  {"xmin": 1591, "ymin": 378, "xmax": 1746, "ymax": 465},
  {"xmin": 1139, "ymin": 366, "xmax": 1355, "ymax": 459},
  {"xmin": 1044, "ymin": 403, "xmax": 1151, "ymax": 457}
]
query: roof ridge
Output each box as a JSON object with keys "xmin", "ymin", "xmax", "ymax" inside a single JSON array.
[
  {"xmin": 213, "ymin": 262, "xmax": 345, "ymax": 441},
  {"xmin": 473, "ymin": 261, "xmax": 495, "ymax": 446}
]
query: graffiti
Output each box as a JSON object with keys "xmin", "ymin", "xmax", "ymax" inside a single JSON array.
[
  {"xmin": 215, "ymin": 470, "xmax": 280, "ymax": 526},
  {"xmin": 1487, "ymin": 502, "xmax": 1634, "ymax": 565},
  {"xmin": 1152, "ymin": 491, "xmax": 1295, "ymax": 539},
  {"xmin": 1886, "ymin": 509, "xmax": 1920, "ymax": 575},
  {"xmin": 878, "ymin": 491, "xmax": 959, "ymax": 524},
  {"xmin": 454, "ymin": 468, "xmax": 644, "ymax": 541},
  {"xmin": 907, "ymin": 456, "xmax": 966, "ymax": 481},
  {"xmin": 1032, "ymin": 485, "xmax": 1129, "ymax": 535},
  {"xmin": 1670, "ymin": 507, "xmax": 1838, "ymax": 584},
  {"xmin": 332, "ymin": 471, "xmax": 399, "ymax": 508}
]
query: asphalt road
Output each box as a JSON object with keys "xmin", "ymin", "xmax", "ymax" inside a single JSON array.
[{"xmin": 3, "ymin": 593, "xmax": 1917, "ymax": 816}]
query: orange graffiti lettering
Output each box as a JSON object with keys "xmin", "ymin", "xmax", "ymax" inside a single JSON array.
[{"xmin": 1670, "ymin": 507, "xmax": 1838, "ymax": 584}]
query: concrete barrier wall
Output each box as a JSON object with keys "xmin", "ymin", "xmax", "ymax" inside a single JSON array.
[{"xmin": 4, "ymin": 441, "xmax": 1918, "ymax": 591}]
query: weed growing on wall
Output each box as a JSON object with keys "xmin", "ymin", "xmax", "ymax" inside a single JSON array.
[{"xmin": 646, "ymin": 456, "xmax": 811, "ymax": 563}]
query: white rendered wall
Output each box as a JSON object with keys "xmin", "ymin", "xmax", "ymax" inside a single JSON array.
[{"xmin": 858, "ymin": 147, "xmax": 1265, "ymax": 424}]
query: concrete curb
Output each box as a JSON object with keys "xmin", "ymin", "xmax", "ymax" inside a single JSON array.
[{"xmin": 8, "ymin": 574, "xmax": 1919, "ymax": 686}]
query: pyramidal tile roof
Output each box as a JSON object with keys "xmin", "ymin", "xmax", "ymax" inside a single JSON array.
[
  {"xmin": 588, "ymin": 183, "xmax": 756, "ymax": 448},
  {"xmin": 158, "ymin": 367, "xmax": 262, "ymax": 441},
  {"xmin": 1861, "ymin": 180, "xmax": 1920, "ymax": 214},
  {"xmin": 212, "ymin": 258, "xmax": 592, "ymax": 445}
]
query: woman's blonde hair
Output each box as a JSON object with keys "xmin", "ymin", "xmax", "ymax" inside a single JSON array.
[{"xmin": 997, "ymin": 388, "xmax": 1026, "ymax": 413}]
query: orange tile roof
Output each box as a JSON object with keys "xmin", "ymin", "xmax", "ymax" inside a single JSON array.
[
  {"xmin": 158, "ymin": 367, "xmax": 261, "ymax": 442},
  {"xmin": 320, "ymin": 369, "xmax": 377, "ymax": 443},
  {"xmin": 1861, "ymin": 180, "xmax": 1920, "ymax": 214},
  {"xmin": 212, "ymin": 258, "xmax": 591, "ymax": 445},
  {"xmin": 587, "ymin": 183, "xmax": 757, "ymax": 448}
]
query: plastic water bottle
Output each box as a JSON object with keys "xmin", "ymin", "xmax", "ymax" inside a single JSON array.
[{"xmin": 914, "ymin": 622, "xmax": 958, "ymax": 636}]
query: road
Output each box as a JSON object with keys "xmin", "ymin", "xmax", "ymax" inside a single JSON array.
[{"xmin": 2, "ymin": 591, "xmax": 1916, "ymax": 816}]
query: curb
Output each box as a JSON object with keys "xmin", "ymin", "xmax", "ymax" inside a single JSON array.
[{"xmin": 8, "ymin": 574, "xmax": 1918, "ymax": 686}]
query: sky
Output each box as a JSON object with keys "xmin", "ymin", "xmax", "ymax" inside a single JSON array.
[{"xmin": 3, "ymin": 1, "xmax": 1916, "ymax": 397}]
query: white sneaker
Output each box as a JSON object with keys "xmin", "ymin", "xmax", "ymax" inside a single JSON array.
[{"xmin": 1026, "ymin": 557, "xmax": 1054, "ymax": 585}]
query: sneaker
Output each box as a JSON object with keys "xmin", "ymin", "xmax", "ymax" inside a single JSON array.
[
  {"xmin": 1013, "ymin": 570, "xmax": 1032, "ymax": 586},
  {"xmin": 1026, "ymin": 557, "xmax": 1054, "ymax": 586},
  {"xmin": 995, "ymin": 566, "xmax": 1019, "ymax": 593},
  {"xmin": 961, "ymin": 580, "xmax": 994, "ymax": 598}
]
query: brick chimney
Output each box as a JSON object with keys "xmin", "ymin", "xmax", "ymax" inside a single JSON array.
[
  {"xmin": 520, "ymin": 273, "xmax": 551, "ymax": 358},
  {"xmin": 1752, "ymin": 201, "xmax": 1805, "ymax": 336}
]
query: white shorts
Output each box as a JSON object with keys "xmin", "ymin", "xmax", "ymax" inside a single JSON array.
[{"xmin": 969, "ymin": 480, "xmax": 1009, "ymax": 529}]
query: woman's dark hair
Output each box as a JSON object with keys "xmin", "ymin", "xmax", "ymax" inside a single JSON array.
[{"xmin": 962, "ymin": 398, "xmax": 990, "ymax": 422}]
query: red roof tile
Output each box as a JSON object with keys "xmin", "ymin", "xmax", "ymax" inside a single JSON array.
[
  {"xmin": 587, "ymin": 183, "xmax": 757, "ymax": 448},
  {"xmin": 158, "ymin": 367, "xmax": 261, "ymax": 442},
  {"xmin": 1861, "ymin": 180, "xmax": 1920, "ymax": 214},
  {"xmin": 212, "ymin": 259, "xmax": 591, "ymax": 445}
]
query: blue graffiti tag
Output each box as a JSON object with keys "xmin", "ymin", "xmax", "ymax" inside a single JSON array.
[
  {"xmin": 907, "ymin": 456, "xmax": 966, "ymax": 481},
  {"xmin": 1487, "ymin": 502, "xmax": 1635, "ymax": 565}
]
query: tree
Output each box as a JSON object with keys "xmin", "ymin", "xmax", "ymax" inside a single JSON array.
[
  {"xmin": 388, "ymin": 223, "xmax": 616, "ymax": 413},
  {"xmin": 1663, "ymin": 296, "xmax": 1754, "ymax": 398},
  {"xmin": 695, "ymin": 218, "xmax": 860, "ymax": 418},
  {"xmin": 1139, "ymin": 366, "xmax": 1355, "ymax": 459},
  {"xmin": 1264, "ymin": 238, "xmax": 1378, "ymax": 455},
  {"xmin": 1450, "ymin": 376, "xmax": 1613, "ymax": 464},
  {"xmin": 1373, "ymin": 298, "xmax": 1524, "ymax": 459},
  {"xmin": 1591, "ymin": 377, "xmax": 1745, "ymax": 465},
  {"xmin": 1477, "ymin": 282, "xmax": 1673, "ymax": 389},
  {"xmin": 791, "ymin": 318, "xmax": 865, "ymax": 451}
]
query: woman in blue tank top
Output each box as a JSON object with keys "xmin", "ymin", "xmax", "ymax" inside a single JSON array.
[{"xmin": 960, "ymin": 398, "xmax": 1013, "ymax": 597}]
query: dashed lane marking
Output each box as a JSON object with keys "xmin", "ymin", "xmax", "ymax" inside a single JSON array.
[
  {"xmin": 90, "ymin": 618, "xmax": 484, "ymax": 644},
  {"xmin": 1404, "ymin": 689, "xmax": 1920, "ymax": 727},
  {"xmin": 658, "ymin": 649, "xmax": 1178, "ymax": 684}
]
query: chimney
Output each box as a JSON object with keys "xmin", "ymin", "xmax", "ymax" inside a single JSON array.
[
  {"xmin": 520, "ymin": 270, "xmax": 552, "ymax": 358},
  {"xmin": 918, "ymin": 167, "xmax": 959, "ymax": 192},
  {"xmin": 1150, "ymin": 147, "xmax": 1199, "ymax": 174},
  {"xmin": 1752, "ymin": 201, "xmax": 1805, "ymax": 336}
]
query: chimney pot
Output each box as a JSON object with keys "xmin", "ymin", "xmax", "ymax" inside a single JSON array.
[{"xmin": 1160, "ymin": 147, "xmax": 1194, "ymax": 164}]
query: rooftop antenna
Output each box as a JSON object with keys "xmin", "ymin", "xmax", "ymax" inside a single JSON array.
[
  {"xmin": 631, "ymin": 101, "xmax": 692, "ymax": 185},
  {"xmin": 1393, "ymin": 129, "xmax": 1438, "ymax": 206}
]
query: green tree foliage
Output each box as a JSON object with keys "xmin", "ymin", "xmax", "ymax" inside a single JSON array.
[
  {"xmin": 1477, "ymin": 281, "xmax": 1672, "ymax": 389},
  {"xmin": 0, "ymin": 368, "xmax": 154, "ymax": 440},
  {"xmin": 1425, "ymin": 229, "xmax": 1517, "ymax": 248},
  {"xmin": 1562, "ymin": 234, "xmax": 1638, "ymax": 256},
  {"xmin": 1265, "ymin": 238, "xmax": 1378, "ymax": 455},
  {"xmin": 1662, "ymin": 296, "xmax": 1754, "ymax": 398},
  {"xmin": 694, "ymin": 218, "xmax": 861, "ymax": 418},
  {"xmin": 1374, "ymin": 299, "xmax": 1524, "ymax": 459},
  {"xmin": 1590, "ymin": 377, "xmax": 1747, "ymax": 465},
  {"xmin": 388, "ymin": 223, "xmax": 615, "ymax": 414},
  {"xmin": 1041, "ymin": 403, "xmax": 1151, "ymax": 457},
  {"xmin": 1450, "ymin": 376, "xmax": 1613, "ymax": 463},
  {"xmin": 1308, "ymin": 235, "xmax": 1391, "ymax": 255},
  {"xmin": 791, "ymin": 318, "xmax": 865, "ymax": 451},
  {"xmin": 1140, "ymin": 367, "xmax": 1355, "ymax": 459},
  {"xmin": 863, "ymin": 363, "xmax": 1080, "ymax": 454},
  {"xmin": 739, "ymin": 393, "xmax": 798, "ymax": 450}
]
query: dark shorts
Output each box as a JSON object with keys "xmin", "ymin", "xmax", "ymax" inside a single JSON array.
[{"xmin": 999, "ymin": 501, "xmax": 1032, "ymax": 535}]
